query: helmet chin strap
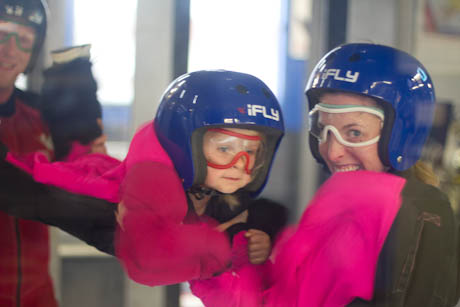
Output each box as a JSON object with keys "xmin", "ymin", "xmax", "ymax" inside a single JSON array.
[{"xmin": 188, "ymin": 185, "xmax": 221, "ymax": 200}]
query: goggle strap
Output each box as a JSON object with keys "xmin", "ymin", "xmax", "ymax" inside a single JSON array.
[
  {"xmin": 207, "ymin": 151, "xmax": 252, "ymax": 174},
  {"xmin": 311, "ymin": 103, "xmax": 385, "ymax": 120},
  {"xmin": 207, "ymin": 128, "xmax": 261, "ymax": 141}
]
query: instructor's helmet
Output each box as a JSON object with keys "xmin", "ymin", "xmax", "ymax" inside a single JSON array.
[
  {"xmin": 0, "ymin": 0, "xmax": 48, "ymax": 73},
  {"xmin": 154, "ymin": 70, "xmax": 285, "ymax": 196},
  {"xmin": 305, "ymin": 43, "xmax": 435, "ymax": 171}
]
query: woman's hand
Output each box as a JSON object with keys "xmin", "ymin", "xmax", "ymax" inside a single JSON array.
[{"xmin": 245, "ymin": 229, "xmax": 271, "ymax": 264}]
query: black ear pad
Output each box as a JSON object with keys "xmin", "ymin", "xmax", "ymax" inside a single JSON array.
[
  {"xmin": 191, "ymin": 128, "xmax": 207, "ymax": 187},
  {"xmin": 309, "ymin": 133, "xmax": 324, "ymax": 165},
  {"xmin": 376, "ymin": 99, "xmax": 396, "ymax": 168},
  {"xmin": 0, "ymin": 140, "xmax": 8, "ymax": 160}
]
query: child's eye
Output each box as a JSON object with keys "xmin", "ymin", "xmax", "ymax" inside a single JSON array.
[
  {"xmin": 217, "ymin": 146, "xmax": 229, "ymax": 153},
  {"xmin": 246, "ymin": 147, "xmax": 260, "ymax": 155}
]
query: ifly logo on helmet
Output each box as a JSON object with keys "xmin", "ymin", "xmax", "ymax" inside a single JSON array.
[
  {"xmin": 245, "ymin": 104, "xmax": 280, "ymax": 121},
  {"xmin": 321, "ymin": 69, "xmax": 359, "ymax": 83},
  {"xmin": 4, "ymin": 5, "xmax": 44, "ymax": 24},
  {"xmin": 5, "ymin": 5, "xmax": 25, "ymax": 17}
]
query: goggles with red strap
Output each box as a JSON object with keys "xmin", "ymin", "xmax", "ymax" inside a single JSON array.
[{"xmin": 204, "ymin": 128, "xmax": 264, "ymax": 174}]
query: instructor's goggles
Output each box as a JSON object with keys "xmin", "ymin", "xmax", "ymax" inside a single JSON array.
[
  {"xmin": 203, "ymin": 128, "xmax": 264, "ymax": 175},
  {"xmin": 309, "ymin": 103, "xmax": 384, "ymax": 147},
  {"xmin": 0, "ymin": 22, "xmax": 35, "ymax": 53}
]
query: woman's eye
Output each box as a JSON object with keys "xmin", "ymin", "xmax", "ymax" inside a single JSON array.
[{"xmin": 347, "ymin": 129, "xmax": 362, "ymax": 138}]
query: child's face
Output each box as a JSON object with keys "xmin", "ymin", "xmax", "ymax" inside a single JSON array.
[{"xmin": 203, "ymin": 128, "xmax": 262, "ymax": 194}]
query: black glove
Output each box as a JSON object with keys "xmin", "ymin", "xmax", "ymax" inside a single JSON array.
[
  {"xmin": 40, "ymin": 45, "xmax": 103, "ymax": 160},
  {"xmin": 0, "ymin": 140, "xmax": 8, "ymax": 160},
  {"xmin": 246, "ymin": 198, "xmax": 289, "ymax": 241}
]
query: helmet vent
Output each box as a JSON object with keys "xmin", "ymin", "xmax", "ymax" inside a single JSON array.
[
  {"xmin": 236, "ymin": 84, "xmax": 249, "ymax": 94},
  {"xmin": 262, "ymin": 88, "xmax": 272, "ymax": 99},
  {"xmin": 349, "ymin": 53, "xmax": 361, "ymax": 62}
]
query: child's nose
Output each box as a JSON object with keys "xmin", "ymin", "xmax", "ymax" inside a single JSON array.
[{"xmin": 232, "ymin": 152, "xmax": 250, "ymax": 173}]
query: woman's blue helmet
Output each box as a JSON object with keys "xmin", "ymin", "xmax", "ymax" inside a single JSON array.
[
  {"xmin": 305, "ymin": 43, "xmax": 435, "ymax": 171},
  {"xmin": 154, "ymin": 70, "xmax": 285, "ymax": 195}
]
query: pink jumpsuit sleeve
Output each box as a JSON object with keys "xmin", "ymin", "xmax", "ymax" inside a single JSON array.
[
  {"xmin": 264, "ymin": 171, "xmax": 405, "ymax": 307},
  {"xmin": 295, "ymin": 220, "xmax": 373, "ymax": 306},
  {"xmin": 189, "ymin": 231, "xmax": 270, "ymax": 307},
  {"xmin": 115, "ymin": 161, "xmax": 231, "ymax": 286}
]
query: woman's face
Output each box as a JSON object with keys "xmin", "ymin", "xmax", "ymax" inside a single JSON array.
[
  {"xmin": 203, "ymin": 128, "xmax": 262, "ymax": 194},
  {"xmin": 317, "ymin": 93, "xmax": 386, "ymax": 173}
]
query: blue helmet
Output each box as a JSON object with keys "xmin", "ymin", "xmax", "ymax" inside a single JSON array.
[
  {"xmin": 305, "ymin": 43, "xmax": 435, "ymax": 171},
  {"xmin": 154, "ymin": 70, "xmax": 285, "ymax": 195},
  {"xmin": 0, "ymin": 0, "xmax": 48, "ymax": 73}
]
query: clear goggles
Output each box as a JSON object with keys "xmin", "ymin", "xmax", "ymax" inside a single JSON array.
[
  {"xmin": 0, "ymin": 22, "xmax": 35, "ymax": 53},
  {"xmin": 309, "ymin": 103, "xmax": 385, "ymax": 147},
  {"xmin": 203, "ymin": 128, "xmax": 264, "ymax": 175}
]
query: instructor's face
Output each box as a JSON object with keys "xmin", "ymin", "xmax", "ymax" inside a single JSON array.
[{"xmin": 0, "ymin": 21, "xmax": 35, "ymax": 93}]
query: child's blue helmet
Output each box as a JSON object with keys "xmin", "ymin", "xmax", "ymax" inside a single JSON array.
[
  {"xmin": 305, "ymin": 43, "xmax": 435, "ymax": 171},
  {"xmin": 154, "ymin": 70, "xmax": 285, "ymax": 195}
]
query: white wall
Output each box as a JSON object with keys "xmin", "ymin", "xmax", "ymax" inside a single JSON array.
[
  {"xmin": 347, "ymin": 0, "xmax": 398, "ymax": 46},
  {"xmin": 131, "ymin": 0, "xmax": 175, "ymax": 135},
  {"xmin": 412, "ymin": 0, "xmax": 460, "ymax": 106},
  {"xmin": 347, "ymin": 0, "xmax": 460, "ymax": 107}
]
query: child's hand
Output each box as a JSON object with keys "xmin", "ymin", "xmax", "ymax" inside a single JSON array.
[
  {"xmin": 216, "ymin": 210, "xmax": 248, "ymax": 232},
  {"xmin": 245, "ymin": 229, "xmax": 271, "ymax": 264},
  {"xmin": 116, "ymin": 201, "xmax": 126, "ymax": 230}
]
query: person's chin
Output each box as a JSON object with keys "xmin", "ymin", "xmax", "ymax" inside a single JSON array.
[{"xmin": 216, "ymin": 183, "xmax": 241, "ymax": 194}]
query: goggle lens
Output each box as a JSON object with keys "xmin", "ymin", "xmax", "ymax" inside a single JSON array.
[
  {"xmin": 204, "ymin": 128, "xmax": 264, "ymax": 174},
  {"xmin": 0, "ymin": 22, "xmax": 35, "ymax": 53},
  {"xmin": 309, "ymin": 103, "xmax": 384, "ymax": 147}
]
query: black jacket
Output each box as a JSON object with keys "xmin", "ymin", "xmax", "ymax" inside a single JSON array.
[
  {"xmin": 0, "ymin": 157, "xmax": 117, "ymax": 255},
  {"xmin": 348, "ymin": 169, "xmax": 459, "ymax": 307},
  {"xmin": 186, "ymin": 190, "xmax": 289, "ymax": 243}
]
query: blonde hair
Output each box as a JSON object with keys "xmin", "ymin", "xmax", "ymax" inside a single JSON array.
[
  {"xmin": 413, "ymin": 160, "xmax": 440, "ymax": 187},
  {"xmin": 221, "ymin": 194, "xmax": 241, "ymax": 211}
]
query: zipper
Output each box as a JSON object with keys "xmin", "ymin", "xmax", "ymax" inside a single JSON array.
[{"xmin": 15, "ymin": 218, "xmax": 21, "ymax": 307}]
